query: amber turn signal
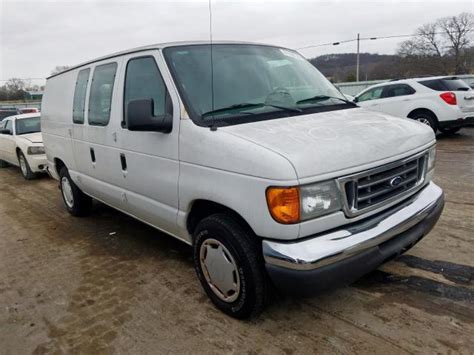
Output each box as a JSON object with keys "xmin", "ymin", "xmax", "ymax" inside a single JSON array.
[{"xmin": 266, "ymin": 187, "xmax": 300, "ymax": 224}]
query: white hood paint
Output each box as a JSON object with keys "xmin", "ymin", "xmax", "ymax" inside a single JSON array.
[
  {"xmin": 222, "ymin": 108, "xmax": 435, "ymax": 179},
  {"xmin": 18, "ymin": 132, "xmax": 43, "ymax": 144}
]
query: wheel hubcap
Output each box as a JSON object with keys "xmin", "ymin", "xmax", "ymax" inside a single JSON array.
[
  {"xmin": 19, "ymin": 156, "xmax": 27, "ymax": 176},
  {"xmin": 417, "ymin": 117, "xmax": 431, "ymax": 127},
  {"xmin": 199, "ymin": 238, "xmax": 240, "ymax": 303},
  {"xmin": 61, "ymin": 177, "xmax": 74, "ymax": 208}
]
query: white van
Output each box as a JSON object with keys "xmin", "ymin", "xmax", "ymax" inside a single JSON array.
[{"xmin": 42, "ymin": 41, "xmax": 444, "ymax": 318}]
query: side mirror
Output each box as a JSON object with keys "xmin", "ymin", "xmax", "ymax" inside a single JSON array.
[
  {"xmin": 127, "ymin": 99, "xmax": 172, "ymax": 133},
  {"xmin": 0, "ymin": 129, "xmax": 11, "ymax": 135}
]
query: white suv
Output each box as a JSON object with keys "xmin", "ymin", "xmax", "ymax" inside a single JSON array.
[{"xmin": 354, "ymin": 76, "xmax": 474, "ymax": 134}]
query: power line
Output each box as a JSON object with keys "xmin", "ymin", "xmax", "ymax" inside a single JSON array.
[{"xmin": 296, "ymin": 30, "xmax": 473, "ymax": 50}]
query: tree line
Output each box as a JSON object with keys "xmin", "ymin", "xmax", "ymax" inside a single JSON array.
[{"xmin": 311, "ymin": 12, "xmax": 473, "ymax": 82}]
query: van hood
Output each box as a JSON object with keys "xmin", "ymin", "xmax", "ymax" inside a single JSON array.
[
  {"xmin": 18, "ymin": 132, "xmax": 43, "ymax": 144},
  {"xmin": 222, "ymin": 108, "xmax": 435, "ymax": 179}
]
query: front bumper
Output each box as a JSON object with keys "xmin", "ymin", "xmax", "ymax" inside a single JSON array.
[
  {"xmin": 262, "ymin": 182, "xmax": 444, "ymax": 296},
  {"xmin": 27, "ymin": 154, "xmax": 48, "ymax": 173},
  {"xmin": 439, "ymin": 116, "xmax": 474, "ymax": 129}
]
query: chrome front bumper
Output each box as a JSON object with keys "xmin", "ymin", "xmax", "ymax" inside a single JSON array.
[{"xmin": 262, "ymin": 182, "xmax": 444, "ymax": 294}]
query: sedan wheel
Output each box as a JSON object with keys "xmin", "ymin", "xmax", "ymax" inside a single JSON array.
[{"xmin": 20, "ymin": 154, "xmax": 28, "ymax": 176}]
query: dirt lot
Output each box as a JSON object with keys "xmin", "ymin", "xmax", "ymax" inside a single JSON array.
[{"xmin": 1, "ymin": 128, "xmax": 473, "ymax": 354}]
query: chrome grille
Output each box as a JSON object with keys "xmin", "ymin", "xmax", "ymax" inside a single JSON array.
[{"xmin": 339, "ymin": 152, "xmax": 427, "ymax": 217}]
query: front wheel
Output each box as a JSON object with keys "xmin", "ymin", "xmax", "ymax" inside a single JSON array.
[
  {"xmin": 193, "ymin": 213, "xmax": 267, "ymax": 319},
  {"xmin": 410, "ymin": 113, "xmax": 438, "ymax": 132},
  {"xmin": 18, "ymin": 151, "xmax": 36, "ymax": 180},
  {"xmin": 59, "ymin": 167, "xmax": 92, "ymax": 216}
]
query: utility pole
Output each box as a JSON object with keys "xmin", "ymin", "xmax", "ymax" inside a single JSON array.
[{"xmin": 356, "ymin": 33, "xmax": 360, "ymax": 82}]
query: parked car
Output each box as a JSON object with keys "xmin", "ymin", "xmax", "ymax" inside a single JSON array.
[
  {"xmin": 0, "ymin": 113, "xmax": 47, "ymax": 179},
  {"xmin": 0, "ymin": 108, "xmax": 20, "ymax": 121},
  {"xmin": 354, "ymin": 76, "xmax": 474, "ymax": 134},
  {"xmin": 18, "ymin": 107, "xmax": 40, "ymax": 114},
  {"xmin": 42, "ymin": 41, "xmax": 444, "ymax": 318}
]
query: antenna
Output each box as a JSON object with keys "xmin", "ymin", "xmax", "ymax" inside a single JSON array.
[{"xmin": 208, "ymin": 0, "xmax": 216, "ymax": 129}]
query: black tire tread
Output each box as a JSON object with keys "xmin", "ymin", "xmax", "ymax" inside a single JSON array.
[
  {"xmin": 59, "ymin": 167, "xmax": 92, "ymax": 216},
  {"xmin": 17, "ymin": 151, "xmax": 36, "ymax": 180},
  {"xmin": 193, "ymin": 213, "xmax": 267, "ymax": 319}
]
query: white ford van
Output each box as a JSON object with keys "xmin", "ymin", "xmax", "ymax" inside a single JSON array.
[{"xmin": 42, "ymin": 41, "xmax": 444, "ymax": 318}]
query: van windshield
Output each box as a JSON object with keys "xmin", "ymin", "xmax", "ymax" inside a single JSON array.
[{"xmin": 163, "ymin": 44, "xmax": 353, "ymax": 127}]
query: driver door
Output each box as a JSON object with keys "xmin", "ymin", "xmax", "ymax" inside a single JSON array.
[{"xmin": 0, "ymin": 119, "xmax": 17, "ymax": 164}]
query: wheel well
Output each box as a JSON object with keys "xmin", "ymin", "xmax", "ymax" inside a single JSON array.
[
  {"xmin": 407, "ymin": 108, "xmax": 438, "ymax": 122},
  {"xmin": 15, "ymin": 147, "xmax": 22, "ymax": 157},
  {"xmin": 186, "ymin": 200, "xmax": 254, "ymax": 236},
  {"xmin": 54, "ymin": 158, "xmax": 66, "ymax": 176}
]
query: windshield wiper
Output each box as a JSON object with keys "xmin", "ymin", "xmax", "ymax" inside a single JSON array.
[
  {"xmin": 201, "ymin": 102, "xmax": 302, "ymax": 119},
  {"xmin": 297, "ymin": 95, "xmax": 356, "ymax": 106}
]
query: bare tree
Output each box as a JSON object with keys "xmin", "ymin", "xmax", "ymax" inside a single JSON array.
[
  {"xmin": 5, "ymin": 78, "xmax": 26, "ymax": 92},
  {"xmin": 397, "ymin": 12, "xmax": 473, "ymax": 75},
  {"xmin": 438, "ymin": 12, "xmax": 474, "ymax": 74}
]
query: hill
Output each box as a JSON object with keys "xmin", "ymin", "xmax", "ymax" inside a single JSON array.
[{"xmin": 308, "ymin": 53, "xmax": 399, "ymax": 83}]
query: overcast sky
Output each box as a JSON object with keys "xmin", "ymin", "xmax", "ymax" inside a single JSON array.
[{"xmin": 0, "ymin": 0, "xmax": 472, "ymax": 86}]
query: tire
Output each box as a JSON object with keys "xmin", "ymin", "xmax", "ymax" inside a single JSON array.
[
  {"xmin": 439, "ymin": 126, "xmax": 461, "ymax": 135},
  {"xmin": 410, "ymin": 112, "xmax": 438, "ymax": 132},
  {"xmin": 59, "ymin": 166, "xmax": 92, "ymax": 216},
  {"xmin": 17, "ymin": 151, "xmax": 36, "ymax": 180},
  {"xmin": 193, "ymin": 213, "xmax": 267, "ymax": 319},
  {"xmin": 0, "ymin": 160, "xmax": 8, "ymax": 168}
]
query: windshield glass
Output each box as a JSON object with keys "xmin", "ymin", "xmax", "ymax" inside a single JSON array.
[
  {"xmin": 15, "ymin": 116, "xmax": 41, "ymax": 135},
  {"xmin": 163, "ymin": 44, "xmax": 351, "ymax": 126}
]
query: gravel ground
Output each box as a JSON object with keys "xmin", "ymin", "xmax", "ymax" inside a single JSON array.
[{"xmin": 0, "ymin": 128, "xmax": 473, "ymax": 354}]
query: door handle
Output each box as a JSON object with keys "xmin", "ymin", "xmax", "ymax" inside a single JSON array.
[
  {"xmin": 90, "ymin": 148, "xmax": 96, "ymax": 163},
  {"xmin": 120, "ymin": 153, "xmax": 127, "ymax": 171}
]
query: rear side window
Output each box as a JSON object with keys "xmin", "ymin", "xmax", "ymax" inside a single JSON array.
[
  {"xmin": 73, "ymin": 68, "xmax": 90, "ymax": 124},
  {"xmin": 357, "ymin": 87, "xmax": 384, "ymax": 102},
  {"xmin": 441, "ymin": 79, "xmax": 470, "ymax": 91},
  {"xmin": 123, "ymin": 56, "xmax": 169, "ymax": 126},
  {"xmin": 382, "ymin": 84, "xmax": 415, "ymax": 98},
  {"xmin": 419, "ymin": 79, "xmax": 470, "ymax": 92},
  {"xmin": 88, "ymin": 63, "xmax": 117, "ymax": 126}
]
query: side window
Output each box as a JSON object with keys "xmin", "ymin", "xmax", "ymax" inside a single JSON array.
[
  {"xmin": 5, "ymin": 120, "xmax": 13, "ymax": 134},
  {"xmin": 357, "ymin": 87, "xmax": 383, "ymax": 102},
  {"xmin": 418, "ymin": 80, "xmax": 446, "ymax": 91},
  {"xmin": 123, "ymin": 56, "xmax": 169, "ymax": 126},
  {"xmin": 73, "ymin": 68, "xmax": 90, "ymax": 124},
  {"xmin": 88, "ymin": 63, "xmax": 117, "ymax": 126},
  {"xmin": 382, "ymin": 84, "xmax": 416, "ymax": 98}
]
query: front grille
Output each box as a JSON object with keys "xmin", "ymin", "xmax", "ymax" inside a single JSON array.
[{"xmin": 340, "ymin": 153, "xmax": 427, "ymax": 217}]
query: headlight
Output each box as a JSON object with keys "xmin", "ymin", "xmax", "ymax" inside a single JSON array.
[
  {"xmin": 427, "ymin": 146, "xmax": 436, "ymax": 172},
  {"xmin": 266, "ymin": 180, "xmax": 342, "ymax": 224},
  {"xmin": 27, "ymin": 146, "xmax": 45, "ymax": 155},
  {"xmin": 300, "ymin": 180, "xmax": 341, "ymax": 220}
]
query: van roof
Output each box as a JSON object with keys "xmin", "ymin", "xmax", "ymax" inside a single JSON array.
[{"xmin": 47, "ymin": 40, "xmax": 271, "ymax": 79}]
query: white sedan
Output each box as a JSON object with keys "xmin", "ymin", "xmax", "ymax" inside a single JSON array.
[{"xmin": 0, "ymin": 113, "xmax": 47, "ymax": 179}]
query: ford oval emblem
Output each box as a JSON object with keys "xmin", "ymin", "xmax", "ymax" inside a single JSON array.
[{"xmin": 390, "ymin": 176, "xmax": 403, "ymax": 187}]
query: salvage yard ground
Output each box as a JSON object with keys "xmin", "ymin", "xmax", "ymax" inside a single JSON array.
[{"xmin": 0, "ymin": 128, "xmax": 473, "ymax": 354}]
